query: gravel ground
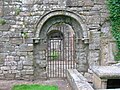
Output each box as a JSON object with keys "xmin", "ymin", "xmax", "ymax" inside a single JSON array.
[{"xmin": 0, "ymin": 79, "xmax": 71, "ymax": 90}]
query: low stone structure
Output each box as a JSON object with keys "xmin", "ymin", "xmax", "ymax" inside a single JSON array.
[
  {"xmin": 92, "ymin": 66, "xmax": 120, "ymax": 89},
  {"xmin": 67, "ymin": 69, "xmax": 94, "ymax": 90}
]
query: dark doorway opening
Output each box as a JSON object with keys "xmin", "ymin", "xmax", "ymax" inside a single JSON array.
[{"xmin": 107, "ymin": 79, "xmax": 120, "ymax": 89}]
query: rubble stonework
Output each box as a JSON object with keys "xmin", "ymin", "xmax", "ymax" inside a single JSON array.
[{"xmin": 0, "ymin": 0, "xmax": 114, "ymax": 80}]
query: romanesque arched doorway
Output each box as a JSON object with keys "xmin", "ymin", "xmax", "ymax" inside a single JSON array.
[
  {"xmin": 47, "ymin": 23, "xmax": 76, "ymax": 78},
  {"xmin": 34, "ymin": 10, "xmax": 89, "ymax": 79}
]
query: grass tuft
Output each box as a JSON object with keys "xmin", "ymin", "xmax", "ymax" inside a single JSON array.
[{"xmin": 12, "ymin": 84, "xmax": 58, "ymax": 90}]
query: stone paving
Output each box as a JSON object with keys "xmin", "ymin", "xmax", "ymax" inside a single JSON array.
[{"xmin": 0, "ymin": 79, "xmax": 71, "ymax": 90}]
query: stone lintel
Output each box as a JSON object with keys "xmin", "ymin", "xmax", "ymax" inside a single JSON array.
[{"xmin": 92, "ymin": 66, "xmax": 120, "ymax": 79}]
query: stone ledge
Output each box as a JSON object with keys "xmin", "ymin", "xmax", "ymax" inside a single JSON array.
[
  {"xmin": 67, "ymin": 69, "xmax": 94, "ymax": 90},
  {"xmin": 91, "ymin": 66, "xmax": 120, "ymax": 79}
]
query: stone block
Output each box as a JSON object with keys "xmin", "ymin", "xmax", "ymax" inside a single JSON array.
[
  {"xmin": 11, "ymin": 66, "xmax": 17, "ymax": 70},
  {"xmin": 83, "ymin": 0, "xmax": 94, "ymax": 7},
  {"xmin": 0, "ymin": 31, "xmax": 2, "ymax": 37},
  {"xmin": 88, "ymin": 50, "xmax": 100, "ymax": 67},
  {"xmin": 23, "ymin": 66, "xmax": 33, "ymax": 70},
  {"xmin": 17, "ymin": 61, "xmax": 23, "ymax": 70},
  {"xmin": 15, "ymin": 71, "xmax": 21, "ymax": 78},
  {"xmin": 5, "ymin": 56, "xmax": 14, "ymax": 61},
  {"xmin": 0, "ymin": 74, "xmax": 4, "ymax": 79},
  {"xmin": 22, "ymin": 75, "xmax": 34, "ymax": 80},
  {"xmin": 19, "ymin": 44, "xmax": 33, "ymax": 52},
  {"xmin": 9, "ymin": 32, "xmax": 21, "ymax": 38},
  {"xmin": 17, "ymin": 52, "xmax": 27, "ymax": 56},
  {"xmin": 0, "ymin": 6, "xmax": 3, "ymax": 16},
  {"xmin": 23, "ymin": 60, "xmax": 33, "ymax": 66},
  {"xmin": 4, "ymin": 73, "xmax": 15, "ymax": 80},
  {"xmin": 10, "ymin": 38, "xmax": 23, "ymax": 45},
  {"xmin": 94, "ymin": 0, "xmax": 105, "ymax": 5},
  {"xmin": 0, "ymin": 24, "xmax": 10, "ymax": 31},
  {"xmin": 4, "ymin": 60, "xmax": 17, "ymax": 66},
  {"xmin": 38, "ymin": 60, "xmax": 47, "ymax": 68},
  {"xmin": 0, "ymin": 43, "xmax": 4, "ymax": 53},
  {"xmin": 77, "ymin": 65, "xmax": 88, "ymax": 72},
  {"xmin": 66, "ymin": 0, "xmax": 84, "ymax": 7},
  {"xmin": 0, "ymin": 53, "xmax": 5, "ymax": 64},
  {"xmin": 1, "ymin": 66, "xmax": 10, "ymax": 70},
  {"xmin": 3, "ymin": 70, "xmax": 8, "ymax": 74},
  {"xmin": 26, "ymin": 70, "xmax": 34, "ymax": 75},
  {"xmin": 21, "ymin": 70, "xmax": 26, "ymax": 75},
  {"xmin": 0, "ymin": 70, "xmax": 2, "ymax": 74},
  {"xmin": 26, "ymin": 38, "xmax": 33, "ymax": 44},
  {"xmin": 14, "ymin": 56, "xmax": 20, "ymax": 61},
  {"xmin": 4, "ymin": 43, "xmax": 15, "ymax": 52},
  {"xmin": 89, "ymin": 31, "xmax": 101, "ymax": 49},
  {"xmin": 11, "ymin": 70, "xmax": 17, "ymax": 74}
]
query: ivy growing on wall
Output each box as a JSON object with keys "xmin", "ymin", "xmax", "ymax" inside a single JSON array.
[{"xmin": 107, "ymin": 0, "xmax": 120, "ymax": 61}]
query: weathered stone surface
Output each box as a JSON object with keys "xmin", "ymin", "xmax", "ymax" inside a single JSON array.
[
  {"xmin": 23, "ymin": 60, "xmax": 33, "ymax": 66},
  {"xmin": 0, "ymin": 43, "xmax": 4, "ymax": 53},
  {"xmin": 0, "ymin": 70, "xmax": 2, "ymax": 74},
  {"xmin": 1, "ymin": 66, "xmax": 10, "ymax": 70},
  {"xmin": 11, "ymin": 66, "xmax": 17, "ymax": 70},
  {"xmin": 88, "ymin": 50, "xmax": 100, "ymax": 67},
  {"xmin": 0, "ymin": 6, "xmax": 3, "ymax": 16},
  {"xmin": 94, "ymin": 0, "xmax": 106, "ymax": 5},
  {"xmin": 89, "ymin": 31, "xmax": 101, "ymax": 49},
  {"xmin": 17, "ymin": 61, "xmax": 23, "ymax": 70},
  {"xmin": 0, "ymin": 74, "xmax": 4, "ymax": 79},
  {"xmin": 92, "ymin": 66, "xmax": 120, "ymax": 78},
  {"xmin": 0, "ymin": 53, "xmax": 5, "ymax": 64},
  {"xmin": 26, "ymin": 70, "xmax": 34, "ymax": 75},
  {"xmin": 4, "ymin": 56, "xmax": 17, "ymax": 66},
  {"xmin": 23, "ymin": 66, "xmax": 33, "ymax": 70},
  {"xmin": 4, "ymin": 73, "xmax": 15, "ymax": 79},
  {"xmin": 83, "ymin": 0, "xmax": 94, "ymax": 7},
  {"xmin": 10, "ymin": 38, "xmax": 23, "ymax": 45},
  {"xmin": 67, "ymin": 69, "xmax": 94, "ymax": 90},
  {"xmin": 19, "ymin": 44, "xmax": 33, "ymax": 52},
  {"xmin": 17, "ymin": 52, "xmax": 27, "ymax": 56},
  {"xmin": 0, "ymin": 0, "xmax": 110, "ymax": 80},
  {"xmin": 92, "ymin": 66, "xmax": 120, "ymax": 89},
  {"xmin": 0, "ymin": 24, "xmax": 10, "ymax": 31}
]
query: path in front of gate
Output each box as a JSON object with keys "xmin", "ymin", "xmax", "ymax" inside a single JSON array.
[{"xmin": 0, "ymin": 79, "xmax": 71, "ymax": 90}]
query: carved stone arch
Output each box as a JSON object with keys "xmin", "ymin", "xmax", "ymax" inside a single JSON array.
[
  {"xmin": 34, "ymin": 10, "xmax": 89, "ymax": 79},
  {"xmin": 34, "ymin": 10, "xmax": 88, "ymax": 43}
]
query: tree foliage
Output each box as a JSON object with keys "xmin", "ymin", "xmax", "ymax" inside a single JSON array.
[{"xmin": 107, "ymin": 0, "xmax": 120, "ymax": 61}]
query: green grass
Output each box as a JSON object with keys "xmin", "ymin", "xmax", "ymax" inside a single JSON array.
[{"xmin": 12, "ymin": 84, "xmax": 58, "ymax": 90}]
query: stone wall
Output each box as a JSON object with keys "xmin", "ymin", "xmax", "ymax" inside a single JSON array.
[{"xmin": 0, "ymin": 0, "xmax": 113, "ymax": 80}]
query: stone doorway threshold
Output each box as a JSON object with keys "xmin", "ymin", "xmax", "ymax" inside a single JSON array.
[{"xmin": 0, "ymin": 79, "xmax": 71, "ymax": 90}]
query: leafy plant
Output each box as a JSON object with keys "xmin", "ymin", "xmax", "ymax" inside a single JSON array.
[
  {"xmin": 0, "ymin": 18, "xmax": 6, "ymax": 25},
  {"xmin": 114, "ymin": 52, "xmax": 120, "ymax": 62},
  {"xmin": 50, "ymin": 51, "xmax": 59, "ymax": 60},
  {"xmin": 107, "ymin": 0, "xmax": 120, "ymax": 61},
  {"xmin": 21, "ymin": 32, "xmax": 28, "ymax": 38},
  {"xmin": 15, "ymin": 8, "xmax": 21, "ymax": 15}
]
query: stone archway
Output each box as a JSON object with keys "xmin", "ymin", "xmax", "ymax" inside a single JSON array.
[{"xmin": 33, "ymin": 10, "xmax": 89, "ymax": 79}]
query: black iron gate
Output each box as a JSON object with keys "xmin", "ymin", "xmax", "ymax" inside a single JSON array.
[{"xmin": 47, "ymin": 24, "xmax": 76, "ymax": 78}]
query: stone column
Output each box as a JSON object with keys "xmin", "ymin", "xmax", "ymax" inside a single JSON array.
[
  {"xmin": 76, "ymin": 39, "xmax": 88, "ymax": 72},
  {"xmin": 89, "ymin": 30, "xmax": 101, "ymax": 68}
]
